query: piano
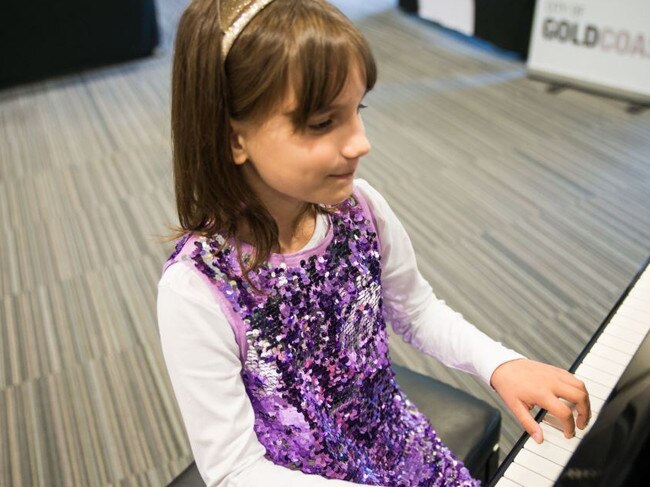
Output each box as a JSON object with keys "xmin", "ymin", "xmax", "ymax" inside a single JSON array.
[{"xmin": 488, "ymin": 257, "xmax": 650, "ymax": 487}]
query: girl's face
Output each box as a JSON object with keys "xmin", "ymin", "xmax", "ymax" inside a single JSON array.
[{"xmin": 231, "ymin": 65, "xmax": 371, "ymax": 211}]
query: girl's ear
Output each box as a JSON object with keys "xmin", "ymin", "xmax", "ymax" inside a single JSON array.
[{"xmin": 229, "ymin": 121, "xmax": 249, "ymax": 165}]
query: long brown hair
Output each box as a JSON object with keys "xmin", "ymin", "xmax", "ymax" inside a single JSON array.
[{"xmin": 171, "ymin": 0, "xmax": 377, "ymax": 272}]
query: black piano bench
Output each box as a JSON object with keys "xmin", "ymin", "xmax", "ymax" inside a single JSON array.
[{"xmin": 168, "ymin": 364, "xmax": 501, "ymax": 486}]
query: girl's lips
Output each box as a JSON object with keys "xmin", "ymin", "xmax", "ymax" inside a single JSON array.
[{"xmin": 330, "ymin": 171, "xmax": 355, "ymax": 179}]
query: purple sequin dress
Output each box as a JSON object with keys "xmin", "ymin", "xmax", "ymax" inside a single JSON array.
[{"xmin": 164, "ymin": 190, "xmax": 480, "ymax": 486}]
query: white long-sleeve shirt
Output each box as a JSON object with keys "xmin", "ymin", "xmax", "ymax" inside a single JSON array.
[{"xmin": 157, "ymin": 179, "xmax": 524, "ymax": 486}]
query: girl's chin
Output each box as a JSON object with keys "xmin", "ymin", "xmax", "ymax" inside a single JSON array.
[{"xmin": 316, "ymin": 188, "xmax": 354, "ymax": 207}]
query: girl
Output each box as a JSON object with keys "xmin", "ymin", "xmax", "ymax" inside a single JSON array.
[{"xmin": 157, "ymin": 0, "xmax": 591, "ymax": 485}]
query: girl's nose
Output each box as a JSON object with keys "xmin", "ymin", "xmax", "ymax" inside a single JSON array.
[{"xmin": 342, "ymin": 117, "xmax": 371, "ymax": 160}]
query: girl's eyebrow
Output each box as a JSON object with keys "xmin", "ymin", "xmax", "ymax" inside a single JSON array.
[
  {"xmin": 312, "ymin": 94, "xmax": 368, "ymax": 115},
  {"xmin": 282, "ymin": 106, "xmax": 335, "ymax": 118},
  {"xmin": 283, "ymin": 92, "xmax": 367, "ymax": 118},
  {"xmin": 330, "ymin": 92, "xmax": 367, "ymax": 111}
]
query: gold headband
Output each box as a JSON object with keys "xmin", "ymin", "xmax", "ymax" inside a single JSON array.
[{"xmin": 220, "ymin": 0, "xmax": 277, "ymax": 59}]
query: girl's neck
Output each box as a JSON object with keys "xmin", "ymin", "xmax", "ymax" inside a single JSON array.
[
  {"xmin": 239, "ymin": 165, "xmax": 317, "ymax": 254},
  {"xmin": 237, "ymin": 201, "xmax": 317, "ymax": 255},
  {"xmin": 275, "ymin": 205, "xmax": 316, "ymax": 254}
]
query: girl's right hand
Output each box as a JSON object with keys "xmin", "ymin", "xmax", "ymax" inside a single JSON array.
[{"xmin": 490, "ymin": 358, "xmax": 591, "ymax": 443}]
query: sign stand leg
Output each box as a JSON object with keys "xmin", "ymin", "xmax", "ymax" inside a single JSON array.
[
  {"xmin": 545, "ymin": 83, "xmax": 567, "ymax": 94},
  {"xmin": 625, "ymin": 103, "xmax": 649, "ymax": 115}
]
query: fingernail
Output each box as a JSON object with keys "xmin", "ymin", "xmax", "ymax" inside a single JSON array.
[{"xmin": 533, "ymin": 432, "xmax": 543, "ymax": 444}]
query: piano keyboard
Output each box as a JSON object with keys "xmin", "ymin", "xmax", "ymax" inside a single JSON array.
[{"xmin": 490, "ymin": 259, "xmax": 650, "ymax": 487}]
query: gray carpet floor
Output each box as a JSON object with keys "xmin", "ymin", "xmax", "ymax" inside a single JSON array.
[{"xmin": 1, "ymin": 0, "xmax": 649, "ymax": 485}]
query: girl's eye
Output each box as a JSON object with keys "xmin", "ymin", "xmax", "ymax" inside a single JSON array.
[
  {"xmin": 308, "ymin": 105, "xmax": 367, "ymax": 132},
  {"xmin": 308, "ymin": 119, "xmax": 333, "ymax": 132}
]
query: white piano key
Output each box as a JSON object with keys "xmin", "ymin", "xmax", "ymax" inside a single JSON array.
[
  {"xmin": 609, "ymin": 314, "xmax": 649, "ymax": 335},
  {"xmin": 608, "ymin": 313, "xmax": 649, "ymax": 332},
  {"xmin": 588, "ymin": 342, "xmax": 632, "ymax": 367},
  {"xmin": 542, "ymin": 408, "xmax": 599, "ymax": 442},
  {"xmin": 589, "ymin": 395, "xmax": 605, "ymax": 413},
  {"xmin": 626, "ymin": 291, "xmax": 650, "ymax": 307},
  {"xmin": 625, "ymin": 281, "xmax": 650, "ymax": 298},
  {"xmin": 540, "ymin": 423, "xmax": 581, "ymax": 452},
  {"xmin": 631, "ymin": 303, "xmax": 650, "ymax": 313},
  {"xmin": 582, "ymin": 353, "xmax": 627, "ymax": 376},
  {"xmin": 617, "ymin": 323, "xmax": 650, "ymax": 340},
  {"xmin": 605, "ymin": 323, "xmax": 646, "ymax": 344},
  {"xmin": 575, "ymin": 375, "xmax": 612, "ymax": 401},
  {"xmin": 495, "ymin": 478, "xmax": 523, "ymax": 487},
  {"xmin": 630, "ymin": 281, "xmax": 649, "ymax": 293},
  {"xmin": 623, "ymin": 285, "xmax": 650, "ymax": 302},
  {"xmin": 524, "ymin": 436, "xmax": 573, "ymax": 466},
  {"xmin": 516, "ymin": 449, "xmax": 564, "ymax": 481},
  {"xmin": 504, "ymin": 462, "xmax": 555, "ymax": 487},
  {"xmin": 574, "ymin": 416, "xmax": 595, "ymax": 439},
  {"xmin": 616, "ymin": 303, "xmax": 650, "ymax": 327},
  {"xmin": 610, "ymin": 309, "xmax": 648, "ymax": 325},
  {"xmin": 596, "ymin": 332, "xmax": 638, "ymax": 355},
  {"xmin": 542, "ymin": 397, "xmax": 585, "ymax": 433},
  {"xmin": 575, "ymin": 363, "xmax": 619, "ymax": 388},
  {"xmin": 616, "ymin": 305, "xmax": 650, "ymax": 325},
  {"xmin": 628, "ymin": 276, "xmax": 650, "ymax": 289},
  {"xmin": 621, "ymin": 296, "xmax": 649, "ymax": 310}
]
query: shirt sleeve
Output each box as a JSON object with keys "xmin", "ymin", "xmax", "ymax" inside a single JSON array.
[
  {"xmin": 157, "ymin": 263, "xmax": 371, "ymax": 487},
  {"xmin": 354, "ymin": 179, "xmax": 526, "ymax": 385}
]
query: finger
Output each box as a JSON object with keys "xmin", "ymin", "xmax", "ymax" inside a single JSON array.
[
  {"xmin": 558, "ymin": 370, "xmax": 589, "ymax": 393},
  {"xmin": 544, "ymin": 397, "xmax": 575, "ymax": 438},
  {"xmin": 511, "ymin": 400, "xmax": 543, "ymax": 443},
  {"xmin": 555, "ymin": 381, "xmax": 591, "ymax": 429}
]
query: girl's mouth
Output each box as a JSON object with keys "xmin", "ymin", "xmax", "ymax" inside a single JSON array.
[{"xmin": 330, "ymin": 170, "xmax": 355, "ymax": 179}]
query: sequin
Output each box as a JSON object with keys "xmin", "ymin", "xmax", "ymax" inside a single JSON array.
[{"xmin": 166, "ymin": 193, "xmax": 479, "ymax": 486}]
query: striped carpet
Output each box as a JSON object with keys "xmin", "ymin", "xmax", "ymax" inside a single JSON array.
[{"xmin": 1, "ymin": 0, "xmax": 649, "ymax": 485}]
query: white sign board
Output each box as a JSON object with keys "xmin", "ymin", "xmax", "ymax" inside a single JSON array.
[
  {"xmin": 418, "ymin": 0, "xmax": 475, "ymax": 37},
  {"xmin": 528, "ymin": 0, "xmax": 650, "ymax": 101}
]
